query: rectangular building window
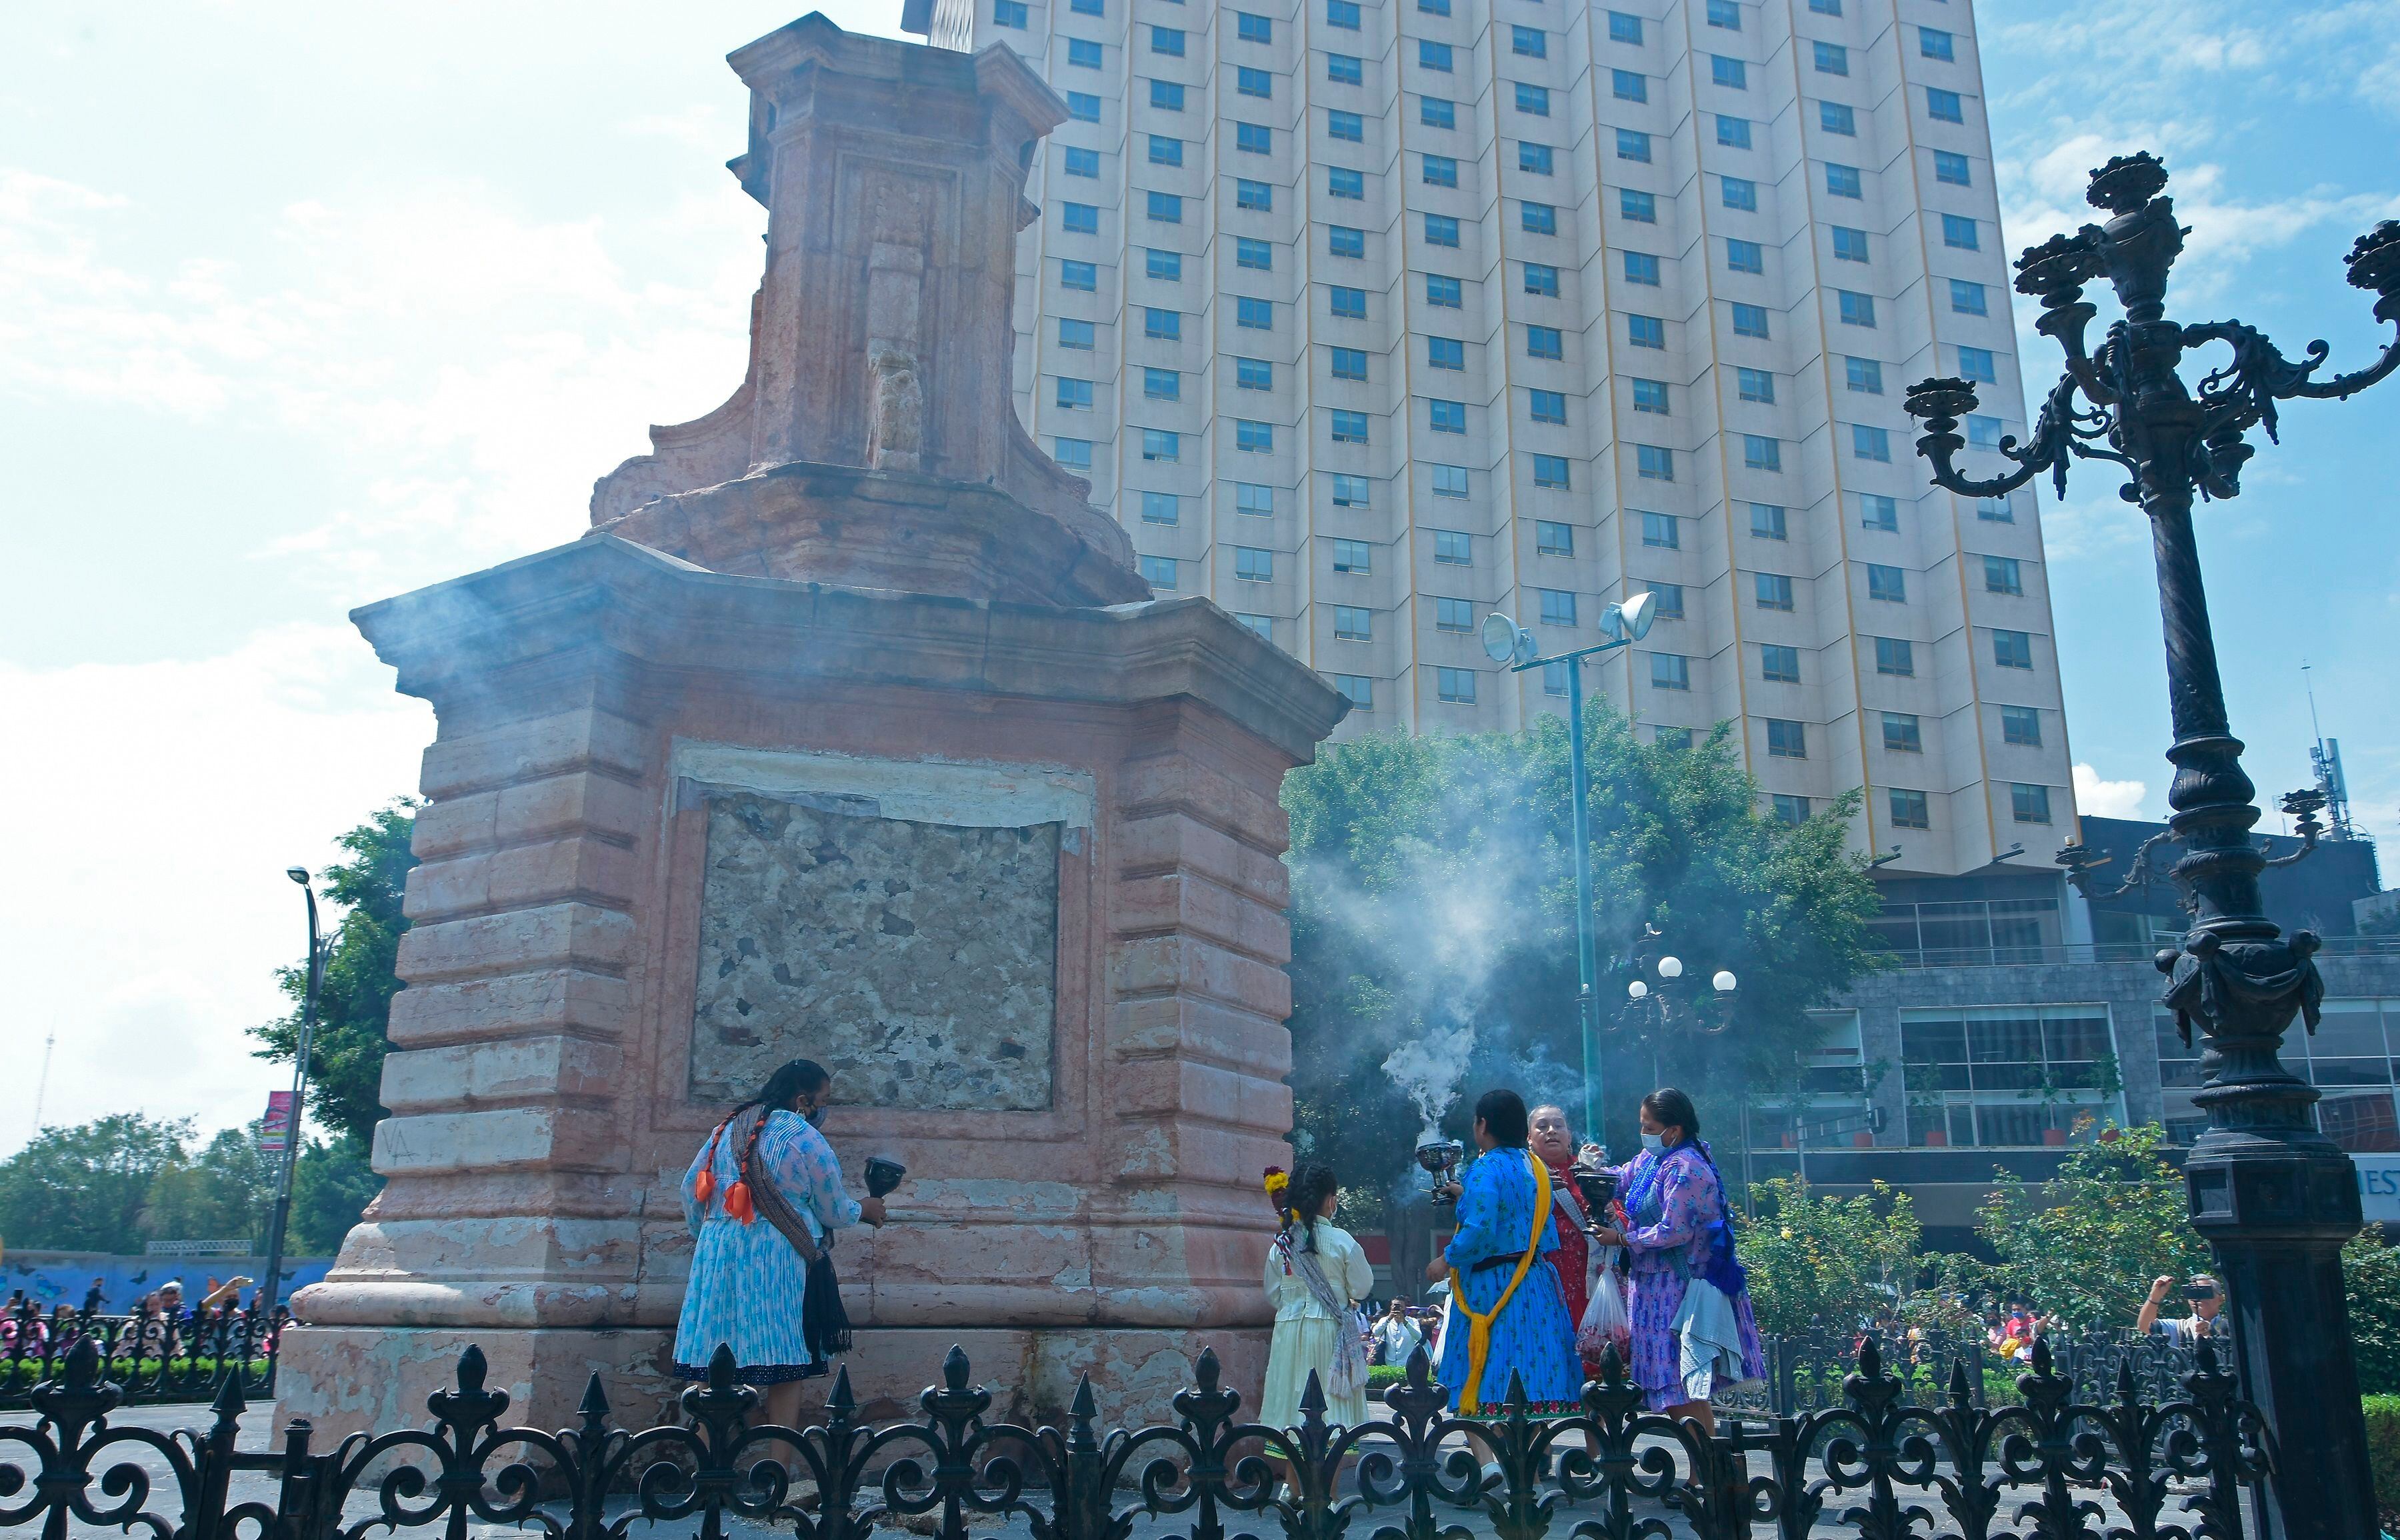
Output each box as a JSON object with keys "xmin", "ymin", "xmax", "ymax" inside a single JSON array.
[
  {"xmin": 1235, "ymin": 613, "xmax": 1273, "ymax": 639},
  {"xmin": 1143, "ymin": 429, "xmax": 1180, "ymax": 461},
  {"xmin": 1607, "ymin": 10, "xmax": 1641, "ymax": 43},
  {"xmin": 1646, "ymin": 581, "xmax": 1685, "ymax": 619},
  {"xmin": 1139, "ymin": 554, "xmax": 1177, "ymax": 588},
  {"xmin": 1329, "ymin": 225, "xmax": 1365, "ymax": 258},
  {"xmin": 1651, "ymin": 653, "xmax": 1691, "ymax": 691},
  {"xmin": 1959, "ymin": 345, "xmax": 1998, "ymax": 383},
  {"xmin": 1536, "ymin": 520, "xmax": 1573, "ymax": 557},
  {"xmin": 1927, "ymin": 87, "xmax": 1964, "ymax": 123},
  {"xmin": 1420, "ymin": 95, "xmax": 1454, "ymax": 128},
  {"xmin": 1235, "ymin": 357, "xmax": 1273, "ymax": 391},
  {"xmin": 1993, "ymin": 629, "xmax": 2034, "ymax": 669},
  {"xmin": 1238, "ymin": 11, "xmax": 1271, "ymax": 41},
  {"xmin": 1520, "ymin": 142, "xmax": 1553, "ymax": 175},
  {"xmin": 1853, "ymin": 423, "xmax": 1892, "ymax": 461},
  {"xmin": 1433, "ymin": 528, "xmax": 1472, "ymax": 562},
  {"xmin": 1813, "ymin": 40, "xmax": 1848, "ymax": 75},
  {"xmin": 1525, "ymin": 262, "xmax": 1559, "ymax": 297},
  {"xmin": 1952, "ymin": 279, "xmax": 1990, "ymax": 316},
  {"xmin": 1054, "ymin": 436, "xmax": 1093, "ymax": 468},
  {"xmin": 1428, "ymin": 398, "xmax": 1466, "ymax": 433},
  {"xmin": 1327, "ymin": 167, "xmax": 1363, "ymax": 199},
  {"xmin": 1059, "ymin": 317, "xmax": 1095, "ymax": 350},
  {"xmin": 1755, "ymin": 572, "xmax": 1794, "ymax": 610},
  {"xmin": 1642, "ymin": 511, "xmax": 1680, "ymax": 548},
  {"xmin": 1333, "ymin": 674, "xmax": 1373, "ymax": 709},
  {"xmin": 1521, "ymin": 450, "xmax": 1568, "ymax": 489},
  {"xmin": 1333, "ymin": 537, "xmax": 1371, "ymax": 573},
  {"xmin": 1419, "ymin": 39, "xmax": 1453, "ymax": 70},
  {"xmin": 1935, "ymin": 149, "xmax": 1972, "ymax": 186},
  {"xmin": 1631, "ymin": 377, "xmax": 1669, "ymax": 414},
  {"xmin": 1327, "ymin": 0, "xmax": 1359, "ymax": 25},
  {"xmin": 2013, "ymin": 783, "xmax": 2053, "ymax": 824},
  {"xmin": 1329, "ymin": 285, "xmax": 1366, "ymax": 318},
  {"xmin": 1235, "ymin": 481, "xmax": 1273, "ymax": 515},
  {"xmin": 1435, "ymin": 597, "xmax": 1475, "ymax": 633},
  {"xmin": 1539, "ymin": 589, "xmax": 1577, "ymax": 627},
  {"xmin": 1516, "ymin": 83, "xmax": 1551, "ymax": 115},
  {"xmin": 1985, "ymin": 555, "xmax": 2023, "ymax": 595},
  {"xmin": 1618, "ymin": 127, "xmax": 1652, "ymax": 162},
  {"xmin": 1144, "ymin": 307, "xmax": 1181, "ymax": 340},
  {"xmin": 1628, "ymin": 314, "xmax": 1665, "ymax": 348},
  {"xmin": 1328, "ymin": 109, "xmax": 1363, "ymax": 141},
  {"xmin": 1613, "ymin": 69, "xmax": 1647, "ymax": 103},
  {"xmin": 1237, "ymin": 121, "xmax": 1272, "ymax": 155},
  {"xmin": 1151, "ymin": 79, "xmax": 1185, "ymax": 110},
  {"xmin": 2002, "ymin": 705, "xmax": 2042, "ymax": 745},
  {"xmin": 1837, "ymin": 289, "xmax": 1877, "ymax": 328},
  {"xmin": 1235, "ymin": 546, "xmax": 1274, "ymax": 581},
  {"xmin": 1149, "ymin": 134, "xmax": 1182, "ymax": 165},
  {"xmin": 1921, "ymin": 26, "xmax": 1955, "ymax": 61},
  {"xmin": 1636, "ymin": 444, "xmax": 1673, "ymax": 481},
  {"xmin": 1625, "ymin": 250, "xmax": 1661, "ymax": 285},
  {"xmin": 1868, "ymin": 563, "xmax": 1907, "ymax": 602},
  {"xmin": 1883, "ymin": 712, "xmax": 1923, "ymax": 753},
  {"xmin": 1523, "ymin": 201, "xmax": 1557, "ymax": 234},
  {"xmin": 1153, "ymin": 25, "xmax": 1187, "ymax": 53},
  {"xmin": 1722, "ymin": 175, "xmax": 1758, "ymax": 211},
  {"xmin": 1432, "ymin": 464, "xmax": 1469, "ymax": 498},
  {"xmin": 1237, "ymin": 419, "xmax": 1274, "ymax": 453},
  {"xmin": 1437, "ymin": 667, "xmax": 1477, "ymax": 704},
  {"xmin": 1727, "ymin": 238, "xmax": 1764, "ymax": 273},
  {"xmin": 1826, "ymin": 163, "xmax": 1863, "ymax": 198},
  {"xmin": 1820, "ymin": 101, "xmax": 1855, "ymax": 135},
  {"xmin": 1529, "ymin": 389, "xmax": 1567, "ymax": 424},
  {"xmin": 1942, "ymin": 213, "xmax": 1979, "ymax": 251},
  {"xmin": 1147, "ymin": 191, "xmax": 1183, "ymax": 223},
  {"xmin": 995, "ymin": 0, "xmax": 1028, "ymax": 25},
  {"xmin": 1237, "ymin": 237, "xmax": 1273, "ymax": 270},
  {"xmin": 1329, "ymin": 473, "xmax": 1368, "ymax": 506},
  {"xmin": 1425, "ymin": 213, "xmax": 1461, "ymax": 247},
  {"xmin": 1979, "ymin": 495, "xmax": 2014, "ymax": 523},
  {"xmin": 1712, "ymin": 54, "xmax": 1747, "ymax": 89},
  {"xmin": 1328, "ymin": 53, "xmax": 1363, "ymax": 84},
  {"xmin": 1859, "ymin": 493, "xmax": 1899, "ymax": 530},
  {"xmin": 1061, "ymin": 259, "xmax": 1097, "ymax": 291},
  {"xmin": 1334, "ymin": 605, "xmax": 1372, "ymax": 641},
  {"xmin": 1718, "ymin": 114, "xmax": 1753, "ymax": 149},
  {"xmin": 1331, "ymin": 409, "xmax": 1369, "ymax": 443},
  {"xmin": 1844, "ymin": 355, "xmax": 1884, "ymax": 395},
  {"xmin": 1875, "ymin": 636, "xmax": 1914, "ymax": 675},
  {"xmin": 1751, "ymin": 503, "xmax": 1787, "ymax": 539},
  {"xmin": 1237, "ymin": 65, "xmax": 1273, "ymax": 97},
  {"xmin": 1147, "ymin": 248, "xmax": 1183, "ymax": 280},
  {"xmin": 1737, "ymin": 367, "xmax": 1775, "ymax": 403},
  {"xmin": 1732, "ymin": 302, "xmax": 1771, "ymax": 339},
  {"xmin": 1761, "ymin": 644, "xmax": 1801, "ymax": 682},
  {"xmin": 1619, "ymin": 188, "xmax": 1657, "ymax": 224},
  {"xmin": 1427, "ymin": 273, "xmax": 1462, "ymax": 307},
  {"xmin": 1422, "ymin": 153, "xmax": 1458, "ymax": 187},
  {"xmin": 1063, "ymin": 146, "xmax": 1099, "ymax": 177},
  {"xmin": 1141, "ymin": 491, "xmax": 1179, "ymax": 525},
  {"xmin": 1427, "ymin": 337, "xmax": 1465, "ymax": 371},
  {"xmin": 1526, "ymin": 325, "xmax": 1564, "ymax": 360},
  {"xmin": 1833, "ymin": 225, "xmax": 1870, "ymax": 263},
  {"xmin": 1889, "ymin": 787, "xmax": 1931, "ymax": 828},
  {"xmin": 1767, "ymin": 718, "xmax": 1807, "ymax": 757},
  {"xmin": 1743, "ymin": 435, "xmax": 1782, "ymax": 472},
  {"xmin": 1066, "ymin": 91, "xmax": 1101, "ymax": 122},
  {"xmin": 1330, "ymin": 347, "xmax": 1367, "ymax": 381},
  {"xmin": 1772, "ymin": 794, "xmax": 1811, "ymax": 823},
  {"xmin": 1055, "ymin": 377, "xmax": 1093, "ymax": 409},
  {"xmin": 1239, "ymin": 296, "xmax": 1273, "ymax": 328},
  {"xmin": 1143, "ymin": 366, "xmax": 1179, "ymax": 400},
  {"xmin": 1708, "ymin": 0, "xmax": 1741, "ymax": 26}
]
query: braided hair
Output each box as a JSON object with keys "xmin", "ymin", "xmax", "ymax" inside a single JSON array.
[{"xmin": 694, "ymin": 1059, "xmax": 831, "ymax": 1219}]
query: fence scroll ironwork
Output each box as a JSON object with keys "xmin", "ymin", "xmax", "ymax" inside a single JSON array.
[
  {"xmin": 0, "ymin": 1329, "xmax": 2273, "ymax": 1539},
  {"xmin": 0, "ymin": 1302, "xmax": 281, "ymax": 1411}
]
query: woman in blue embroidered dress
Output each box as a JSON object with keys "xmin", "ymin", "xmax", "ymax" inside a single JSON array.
[
  {"xmin": 675, "ymin": 1059, "xmax": 887, "ymax": 1429},
  {"xmin": 1588, "ymin": 1087, "xmax": 1765, "ymax": 1431},
  {"xmin": 1423, "ymin": 1089, "xmax": 1583, "ymax": 1417}
]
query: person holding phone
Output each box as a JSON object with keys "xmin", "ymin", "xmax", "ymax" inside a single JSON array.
[{"xmin": 2137, "ymin": 1273, "xmax": 2226, "ymax": 1343}]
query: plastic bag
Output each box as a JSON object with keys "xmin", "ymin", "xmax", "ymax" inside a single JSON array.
[{"xmin": 1577, "ymin": 1245, "xmax": 1631, "ymax": 1359}]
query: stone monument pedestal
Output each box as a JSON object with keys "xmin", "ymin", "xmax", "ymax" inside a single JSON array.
[{"xmin": 277, "ymin": 15, "xmax": 1341, "ymax": 1438}]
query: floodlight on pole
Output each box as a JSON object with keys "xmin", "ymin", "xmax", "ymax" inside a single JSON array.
[
  {"xmin": 260, "ymin": 866, "xmax": 327, "ymax": 1323},
  {"xmin": 1479, "ymin": 599, "xmax": 1649, "ymax": 1149}
]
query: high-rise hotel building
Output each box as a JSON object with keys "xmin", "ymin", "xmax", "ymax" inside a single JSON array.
[{"xmin": 911, "ymin": 0, "xmax": 2075, "ymax": 876}]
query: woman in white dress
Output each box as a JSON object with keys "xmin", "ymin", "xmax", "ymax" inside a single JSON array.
[{"xmin": 1260, "ymin": 1163, "xmax": 1374, "ymax": 1434}]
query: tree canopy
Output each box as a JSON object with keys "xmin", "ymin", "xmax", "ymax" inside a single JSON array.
[
  {"xmin": 1281, "ymin": 711, "xmax": 1884, "ymax": 1215},
  {"xmin": 0, "ymin": 1113, "xmax": 365, "ymax": 1255},
  {"xmin": 250, "ymin": 801, "xmax": 417, "ymax": 1147}
]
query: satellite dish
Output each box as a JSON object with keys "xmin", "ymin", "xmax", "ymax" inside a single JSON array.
[
  {"xmin": 1617, "ymin": 589, "xmax": 1657, "ymax": 640},
  {"xmin": 1481, "ymin": 612, "xmax": 1535, "ymax": 668}
]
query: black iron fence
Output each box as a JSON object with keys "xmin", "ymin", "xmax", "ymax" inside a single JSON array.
[
  {"xmin": 0, "ymin": 1302, "xmax": 281, "ymax": 1410},
  {"xmin": 1736, "ymin": 1327, "xmax": 2203, "ymax": 1417},
  {"xmin": 0, "ymin": 1329, "xmax": 2273, "ymax": 1539}
]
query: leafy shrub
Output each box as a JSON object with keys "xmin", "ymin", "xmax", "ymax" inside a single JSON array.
[
  {"xmin": 2365, "ymin": 1395, "xmax": 2400, "ymax": 1530},
  {"xmin": 2347, "ymin": 1233, "xmax": 2400, "ymax": 1396}
]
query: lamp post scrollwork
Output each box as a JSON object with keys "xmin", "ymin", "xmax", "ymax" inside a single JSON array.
[{"xmin": 1903, "ymin": 151, "xmax": 2400, "ymax": 1540}]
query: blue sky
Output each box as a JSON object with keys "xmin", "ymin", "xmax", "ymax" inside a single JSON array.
[{"xmin": 2, "ymin": 0, "xmax": 2396, "ymax": 1153}]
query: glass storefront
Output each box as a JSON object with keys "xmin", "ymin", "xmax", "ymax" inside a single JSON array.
[
  {"xmin": 2157, "ymin": 998, "xmax": 2400, "ymax": 1151},
  {"xmin": 1902, "ymin": 1003, "xmax": 2125, "ymax": 1145}
]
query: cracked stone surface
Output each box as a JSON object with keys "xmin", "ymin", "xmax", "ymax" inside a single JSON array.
[{"xmin": 689, "ymin": 793, "xmax": 1059, "ymax": 1109}]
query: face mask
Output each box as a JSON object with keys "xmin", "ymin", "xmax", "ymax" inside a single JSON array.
[
  {"xmin": 1640, "ymin": 1132, "xmax": 1666, "ymax": 1153},
  {"xmin": 805, "ymin": 1105, "xmax": 827, "ymax": 1128}
]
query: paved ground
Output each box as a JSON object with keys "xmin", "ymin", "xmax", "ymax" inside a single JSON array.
[{"xmin": 15, "ymin": 1401, "xmax": 2242, "ymax": 1538}]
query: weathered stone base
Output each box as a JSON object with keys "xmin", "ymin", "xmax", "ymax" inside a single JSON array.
[{"xmin": 274, "ymin": 1323, "xmax": 1271, "ymax": 1441}]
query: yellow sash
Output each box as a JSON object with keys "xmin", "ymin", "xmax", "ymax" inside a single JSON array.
[{"xmin": 1446, "ymin": 1151, "xmax": 1551, "ymax": 1415}]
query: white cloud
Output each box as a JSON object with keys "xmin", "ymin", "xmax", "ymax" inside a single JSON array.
[
  {"xmin": 2075, "ymin": 763, "xmax": 2153, "ymax": 820},
  {"xmin": 0, "ymin": 627, "xmax": 434, "ymax": 1157}
]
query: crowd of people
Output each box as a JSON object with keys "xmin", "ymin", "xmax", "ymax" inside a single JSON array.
[
  {"xmin": 1, "ymin": 1274, "xmax": 290, "ymax": 1364},
  {"xmin": 1261, "ymin": 1085, "xmax": 1767, "ymax": 1435}
]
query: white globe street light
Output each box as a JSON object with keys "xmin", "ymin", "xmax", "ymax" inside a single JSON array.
[{"xmin": 1656, "ymin": 955, "xmax": 1683, "ymax": 979}]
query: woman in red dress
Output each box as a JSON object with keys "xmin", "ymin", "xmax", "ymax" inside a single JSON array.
[{"xmin": 1529, "ymin": 1104, "xmax": 1605, "ymax": 1381}]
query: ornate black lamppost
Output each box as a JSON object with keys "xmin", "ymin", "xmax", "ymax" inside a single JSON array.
[{"xmin": 1903, "ymin": 151, "xmax": 2400, "ymax": 1540}]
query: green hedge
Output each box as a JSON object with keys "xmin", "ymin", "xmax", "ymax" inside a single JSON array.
[
  {"xmin": 2368, "ymin": 1396, "xmax": 2400, "ymax": 1532},
  {"xmin": 1367, "ymin": 1365, "xmax": 1407, "ymax": 1390}
]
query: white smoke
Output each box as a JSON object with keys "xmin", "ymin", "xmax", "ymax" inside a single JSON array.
[{"xmin": 1381, "ymin": 1021, "xmax": 1477, "ymax": 1141}]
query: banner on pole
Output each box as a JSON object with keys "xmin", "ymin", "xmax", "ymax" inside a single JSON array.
[{"xmin": 259, "ymin": 1090, "xmax": 296, "ymax": 1155}]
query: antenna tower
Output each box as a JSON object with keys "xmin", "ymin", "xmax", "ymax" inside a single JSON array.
[{"xmin": 2303, "ymin": 663, "xmax": 2359, "ymax": 842}]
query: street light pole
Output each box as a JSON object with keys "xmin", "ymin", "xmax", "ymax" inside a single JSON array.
[
  {"xmin": 1905, "ymin": 153, "xmax": 2400, "ymax": 1540},
  {"xmin": 259, "ymin": 865, "xmax": 327, "ymax": 1323},
  {"xmin": 1482, "ymin": 593, "xmax": 1657, "ymax": 1153}
]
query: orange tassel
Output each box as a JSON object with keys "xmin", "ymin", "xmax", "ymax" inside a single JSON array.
[
  {"xmin": 724, "ymin": 1180, "xmax": 755, "ymax": 1223},
  {"xmin": 694, "ymin": 1170, "xmax": 717, "ymax": 1208}
]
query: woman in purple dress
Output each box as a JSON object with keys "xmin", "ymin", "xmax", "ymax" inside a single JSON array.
[{"xmin": 1587, "ymin": 1087, "xmax": 1764, "ymax": 1431}]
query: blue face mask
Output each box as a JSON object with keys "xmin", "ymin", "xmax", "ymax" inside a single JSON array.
[
  {"xmin": 805, "ymin": 1104, "xmax": 827, "ymax": 1128},
  {"xmin": 1640, "ymin": 1132, "xmax": 1666, "ymax": 1153}
]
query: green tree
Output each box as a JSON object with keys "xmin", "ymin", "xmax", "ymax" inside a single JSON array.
[
  {"xmin": 1741, "ymin": 1177, "xmax": 1967, "ymax": 1337},
  {"xmin": 289, "ymin": 1134, "xmax": 382, "ymax": 1256},
  {"xmin": 1947, "ymin": 1121, "xmax": 2209, "ymax": 1327},
  {"xmin": 0, "ymin": 1113, "xmax": 193, "ymax": 1252},
  {"xmin": 1282, "ymin": 712, "xmax": 1883, "ymax": 1203},
  {"xmin": 2347, "ymin": 1231, "xmax": 2400, "ymax": 1396},
  {"xmin": 251, "ymin": 801, "xmax": 418, "ymax": 1146},
  {"xmin": 141, "ymin": 1125, "xmax": 275, "ymax": 1248}
]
